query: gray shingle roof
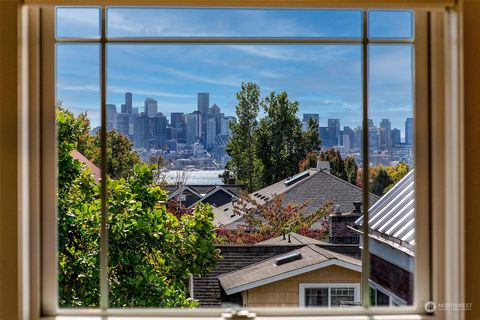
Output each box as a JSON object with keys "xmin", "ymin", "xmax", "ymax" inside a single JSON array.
[
  {"xmin": 254, "ymin": 232, "xmax": 328, "ymax": 246},
  {"xmin": 214, "ymin": 169, "xmax": 379, "ymax": 228},
  {"xmin": 218, "ymin": 245, "xmax": 361, "ymax": 295},
  {"xmin": 355, "ymin": 170, "xmax": 415, "ymax": 253}
]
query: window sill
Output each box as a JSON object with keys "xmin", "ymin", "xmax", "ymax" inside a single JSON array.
[{"xmin": 40, "ymin": 314, "xmax": 437, "ymax": 320}]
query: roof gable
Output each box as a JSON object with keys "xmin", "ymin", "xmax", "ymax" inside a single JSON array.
[{"xmin": 218, "ymin": 245, "xmax": 361, "ymax": 295}]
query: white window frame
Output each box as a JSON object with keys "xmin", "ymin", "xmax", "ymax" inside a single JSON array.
[
  {"xmin": 369, "ymin": 280, "xmax": 407, "ymax": 307},
  {"xmin": 299, "ymin": 283, "xmax": 361, "ymax": 308},
  {"xmin": 17, "ymin": 1, "xmax": 464, "ymax": 319}
]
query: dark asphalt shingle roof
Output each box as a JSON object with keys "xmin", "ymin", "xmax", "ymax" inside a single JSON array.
[{"xmin": 214, "ymin": 169, "xmax": 379, "ymax": 228}]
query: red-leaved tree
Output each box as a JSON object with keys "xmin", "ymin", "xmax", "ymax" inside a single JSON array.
[{"xmin": 215, "ymin": 192, "xmax": 332, "ymax": 244}]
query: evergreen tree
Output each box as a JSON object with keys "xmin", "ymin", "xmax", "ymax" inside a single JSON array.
[
  {"xmin": 319, "ymin": 149, "xmax": 346, "ymax": 180},
  {"xmin": 225, "ymin": 82, "xmax": 262, "ymax": 191},
  {"xmin": 371, "ymin": 167, "xmax": 393, "ymax": 196},
  {"xmin": 344, "ymin": 156, "xmax": 359, "ymax": 184}
]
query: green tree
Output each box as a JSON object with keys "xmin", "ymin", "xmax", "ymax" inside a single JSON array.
[
  {"xmin": 257, "ymin": 91, "xmax": 316, "ymax": 185},
  {"xmin": 225, "ymin": 82, "xmax": 262, "ymax": 191},
  {"xmin": 303, "ymin": 118, "xmax": 322, "ymax": 154},
  {"xmin": 344, "ymin": 156, "xmax": 359, "ymax": 184},
  {"xmin": 57, "ymin": 108, "xmax": 219, "ymax": 308},
  {"xmin": 92, "ymin": 129, "xmax": 142, "ymax": 180},
  {"xmin": 58, "ymin": 106, "xmax": 142, "ymax": 180},
  {"xmin": 370, "ymin": 167, "xmax": 393, "ymax": 196},
  {"xmin": 319, "ymin": 149, "xmax": 346, "ymax": 180}
]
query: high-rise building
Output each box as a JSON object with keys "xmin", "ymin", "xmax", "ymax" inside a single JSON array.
[
  {"xmin": 209, "ymin": 103, "xmax": 220, "ymax": 114},
  {"xmin": 197, "ymin": 93, "xmax": 209, "ymax": 145},
  {"xmin": 133, "ymin": 113, "xmax": 150, "ymax": 148},
  {"xmin": 152, "ymin": 114, "xmax": 168, "ymax": 148},
  {"xmin": 116, "ymin": 113, "xmax": 130, "ymax": 138},
  {"xmin": 328, "ymin": 119, "xmax": 340, "ymax": 146},
  {"xmin": 368, "ymin": 119, "xmax": 374, "ymax": 128},
  {"xmin": 185, "ymin": 112, "xmax": 201, "ymax": 145},
  {"xmin": 319, "ymin": 127, "xmax": 331, "ymax": 148},
  {"xmin": 342, "ymin": 126, "xmax": 356, "ymax": 150},
  {"xmin": 144, "ymin": 98, "xmax": 158, "ymax": 118},
  {"xmin": 171, "ymin": 112, "xmax": 184, "ymax": 129},
  {"xmin": 106, "ymin": 104, "xmax": 117, "ymax": 130},
  {"xmin": 405, "ymin": 118, "xmax": 414, "ymax": 145},
  {"xmin": 125, "ymin": 92, "xmax": 132, "ymax": 113},
  {"xmin": 380, "ymin": 119, "xmax": 392, "ymax": 149},
  {"xmin": 206, "ymin": 118, "xmax": 217, "ymax": 149},
  {"xmin": 197, "ymin": 93, "xmax": 209, "ymax": 115},
  {"xmin": 221, "ymin": 116, "xmax": 236, "ymax": 137},
  {"xmin": 391, "ymin": 128, "xmax": 401, "ymax": 146}
]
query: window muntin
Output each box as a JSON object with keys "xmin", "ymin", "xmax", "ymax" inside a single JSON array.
[{"xmin": 47, "ymin": 5, "xmax": 424, "ymax": 316}]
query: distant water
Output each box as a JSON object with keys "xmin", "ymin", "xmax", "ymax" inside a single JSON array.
[{"xmin": 163, "ymin": 170, "xmax": 224, "ymax": 185}]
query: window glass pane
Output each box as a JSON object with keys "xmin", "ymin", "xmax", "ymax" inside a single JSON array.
[
  {"xmin": 376, "ymin": 288, "xmax": 390, "ymax": 306},
  {"xmin": 56, "ymin": 44, "xmax": 101, "ymax": 308},
  {"xmin": 56, "ymin": 7, "xmax": 101, "ymax": 39},
  {"xmin": 368, "ymin": 10, "xmax": 413, "ymax": 39},
  {"xmin": 106, "ymin": 8, "xmax": 362, "ymax": 38},
  {"xmin": 330, "ymin": 287, "xmax": 355, "ymax": 307},
  {"xmin": 105, "ymin": 43, "xmax": 362, "ymax": 308},
  {"xmin": 305, "ymin": 288, "xmax": 329, "ymax": 307},
  {"xmin": 367, "ymin": 44, "xmax": 415, "ymax": 307}
]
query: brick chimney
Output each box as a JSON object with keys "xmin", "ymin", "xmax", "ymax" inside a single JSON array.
[{"xmin": 328, "ymin": 202, "xmax": 362, "ymax": 244}]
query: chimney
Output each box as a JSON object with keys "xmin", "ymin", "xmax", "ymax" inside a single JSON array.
[
  {"xmin": 334, "ymin": 204, "xmax": 342, "ymax": 214},
  {"xmin": 353, "ymin": 202, "xmax": 362, "ymax": 213}
]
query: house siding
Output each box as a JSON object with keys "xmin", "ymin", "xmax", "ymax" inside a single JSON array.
[
  {"xmin": 370, "ymin": 253, "xmax": 413, "ymax": 304},
  {"xmin": 244, "ymin": 265, "xmax": 360, "ymax": 307}
]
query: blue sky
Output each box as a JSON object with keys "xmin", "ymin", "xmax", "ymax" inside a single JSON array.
[{"xmin": 56, "ymin": 8, "xmax": 413, "ymax": 133}]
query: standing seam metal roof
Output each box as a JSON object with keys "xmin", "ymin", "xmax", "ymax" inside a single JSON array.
[{"xmin": 355, "ymin": 170, "xmax": 415, "ymax": 247}]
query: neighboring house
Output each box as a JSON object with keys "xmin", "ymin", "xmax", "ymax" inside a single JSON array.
[
  {"xmin": 192, "ymin": 239, "xmax": 362, "ymax": 308},
  {"xmin": 213, "ymin": 167, "xmax": 379, "ymax": 229},
  {"xmin": 165, "ymin": 184, "xmax": 244, "ymax": 208},
  {"xmin": 190, "ymin": 186, "xmax": 238, "ymax": 208},
  {"xmin": 70, "ymin": 150, "xmax": 101, "ymax": 182},
  {"xmin": 353, "ymin": 170, "xmax": 415, "ymax": 306},
  {"xmin": 168, "ymin": 186, "xmax": 203, "ymax": 208}
]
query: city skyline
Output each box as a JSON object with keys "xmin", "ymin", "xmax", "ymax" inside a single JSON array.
[
  {"xmin": 57, "ymin": 43, "xmax": 413, "ymax": 131},
  {"xmin": 104, "ymin": 90, "xmax": 413, "ymax": 139}
]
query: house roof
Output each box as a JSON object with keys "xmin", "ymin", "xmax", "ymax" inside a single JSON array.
[
  {"xmin": 218, "ymin": 244, "xmax": 361, "ymax": 295},
  {"xmin": 355, "ymin": 170, "xmax": 415, "ymax": 254},
  {"xmin": 192, "ymin": 245, "xmax": 300, "ymax": 307},
  {"xmin": 168, "ymin": 185, "xmax": 202, "ymax": 200},
  {"xmin": 213, "ymin": 168, "xmax": 379, "ymax": 228},
  {"xmin": 254, "ymin": 232, "xmax": 328, "ymax": 246},
  {"xmin": 70, "ymin": 150, "xmax": 101, "ymax": 182},
  {"xmin": 188, "ymin": 186, "xmax": 238, "ymax": 208}
]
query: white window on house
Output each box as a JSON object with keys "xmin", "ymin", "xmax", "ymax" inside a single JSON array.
[{"xmin": 300, "ymin": 283, "xmax": 360, "ymax": 307}]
